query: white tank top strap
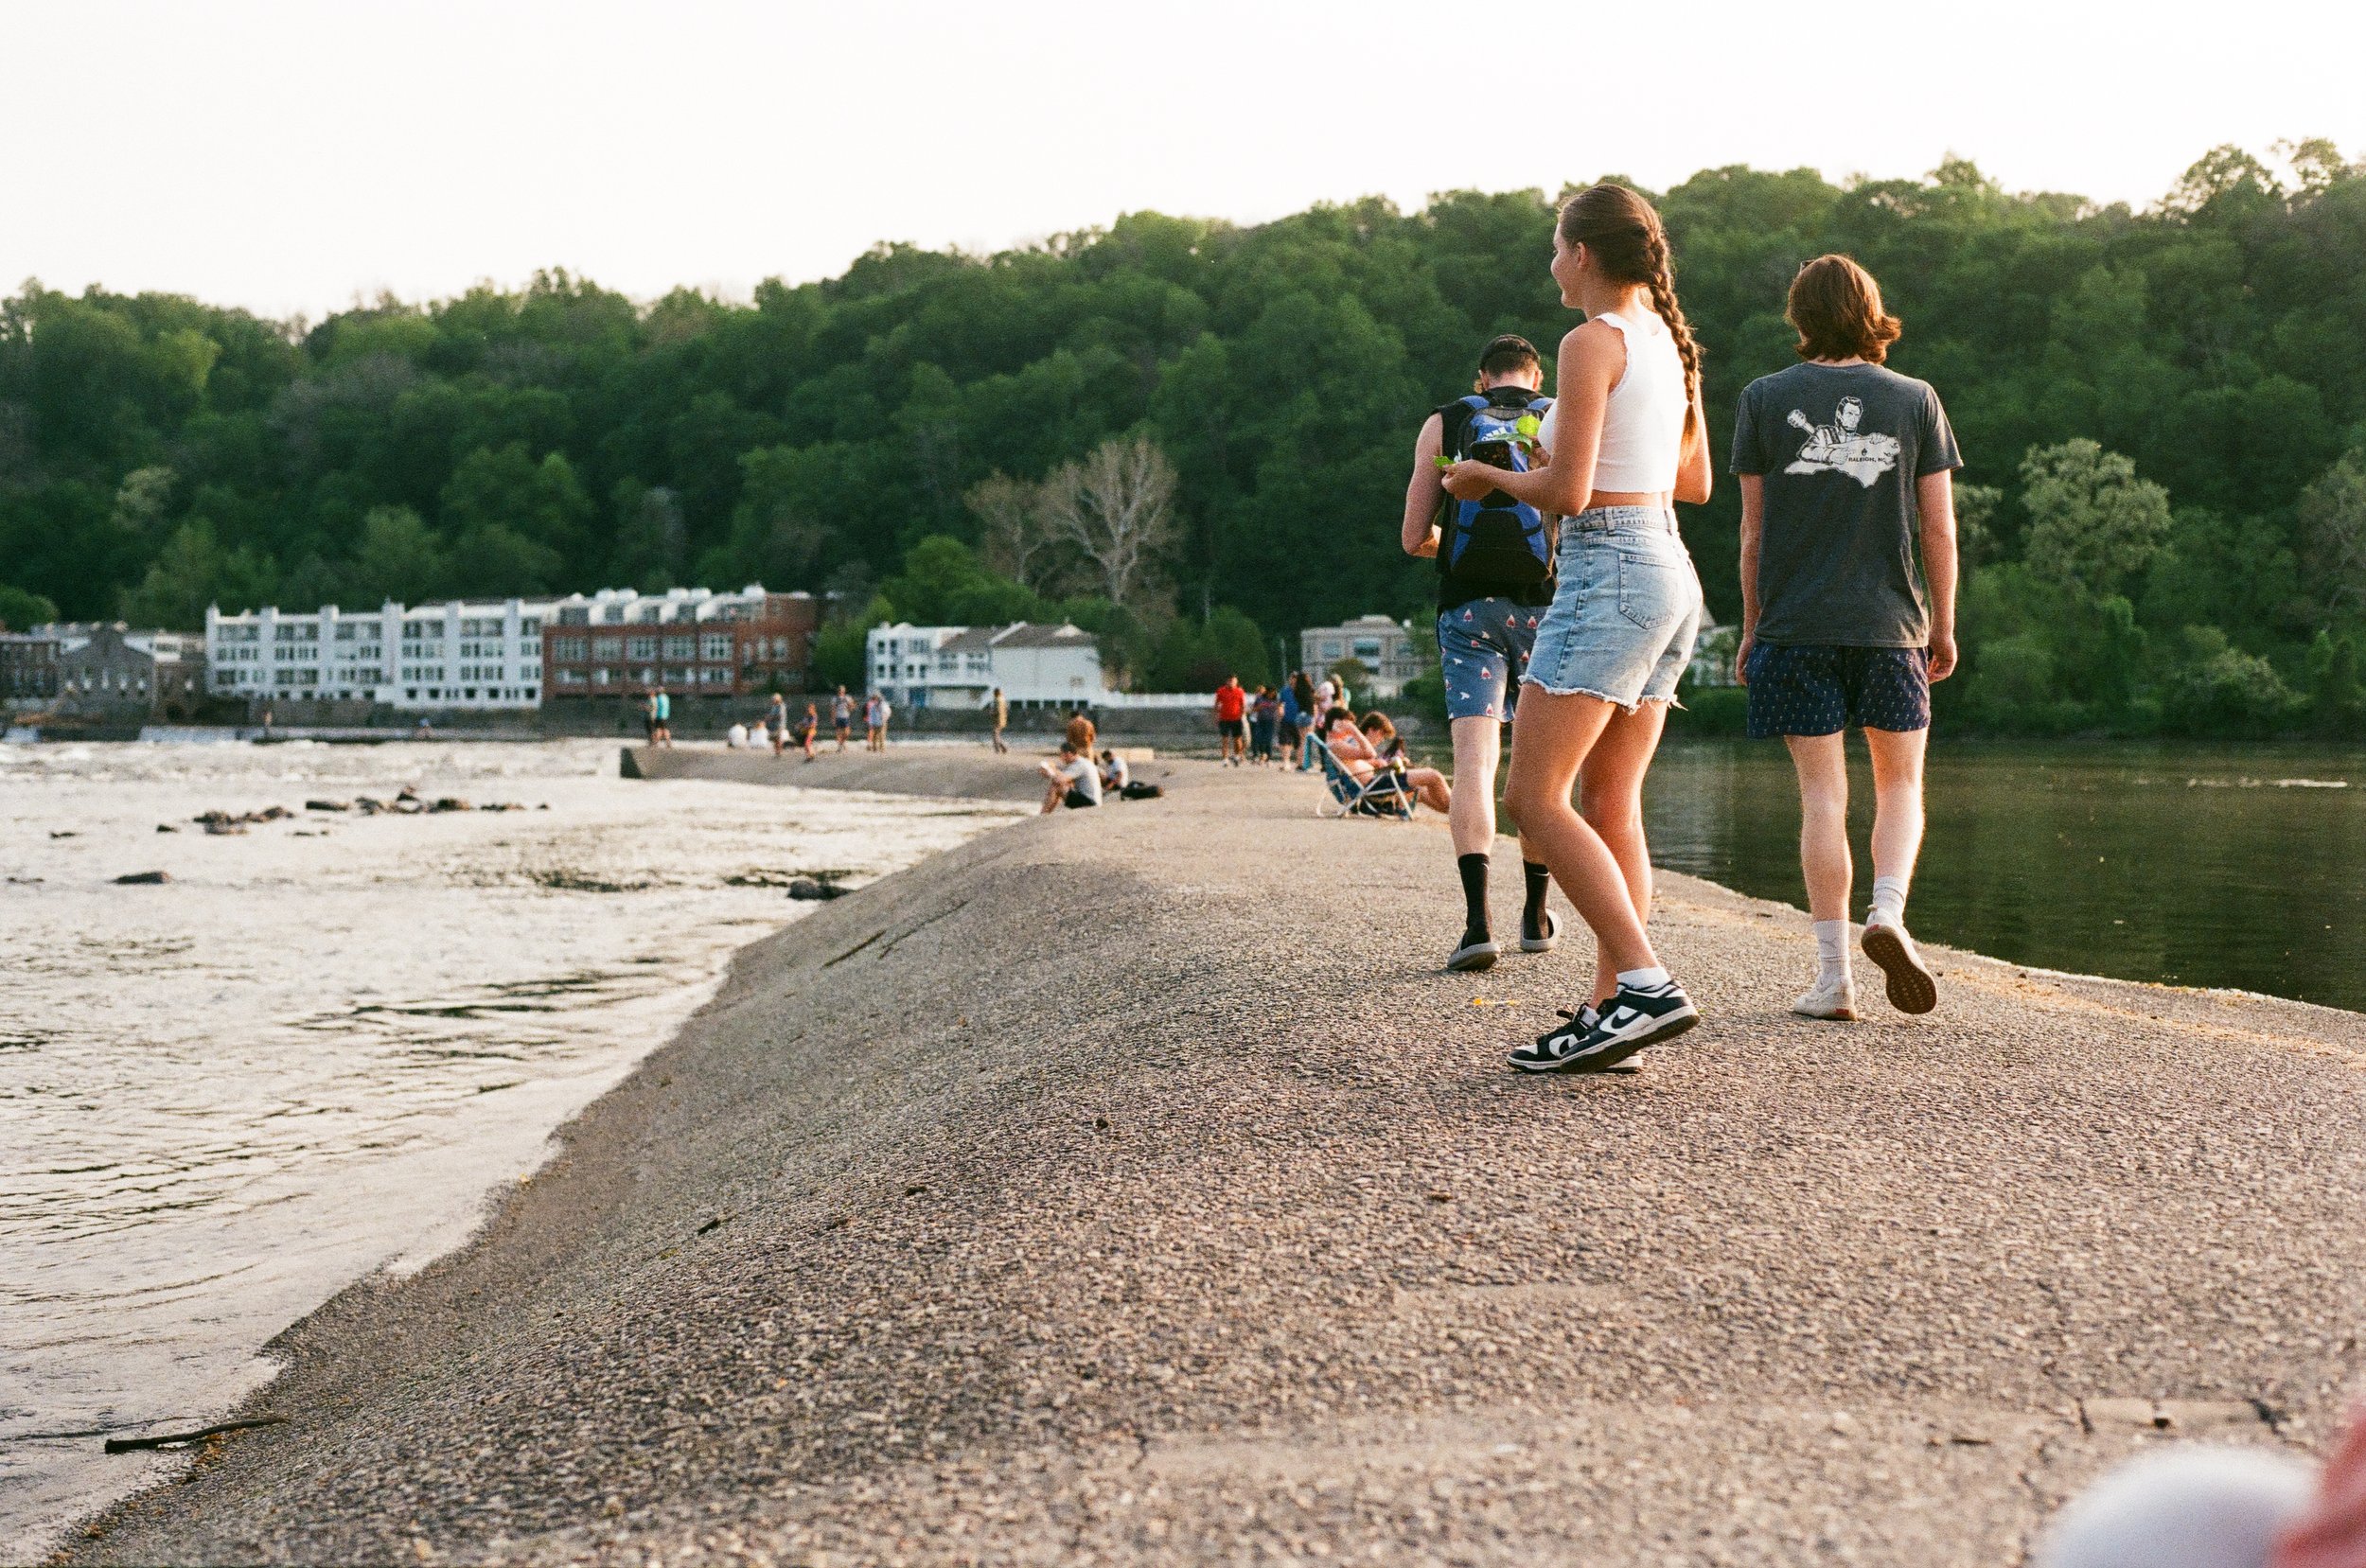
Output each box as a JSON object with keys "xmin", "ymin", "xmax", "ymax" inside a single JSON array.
[{"xmin": 1588, "ymin": 306, "xmax": 1687, "ymax": 493}]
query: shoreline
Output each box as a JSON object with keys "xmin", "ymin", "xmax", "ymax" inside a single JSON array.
[{"xmin": 57, "ymin": 747, "xmax": 2366, "ymax": 1564}]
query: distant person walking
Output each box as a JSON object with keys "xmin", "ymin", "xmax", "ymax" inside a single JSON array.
[
  {"xmin": 1278, "ymin": 673, "xmax": 1306, "ymax": 765},
  {"xmin": 833, "ymin": 686, "xmax": 855, "ymax": 751},
  {"xmin": 765, "ymin": 692, "xmax": 787, "ymax": 757},
  {"xmin": 1212, "ymin": 676, "xmax": 1247, "ymax": 766},
  {"xmin": 1293, "ymin": 671, "xmax": 1322, "ymax": 769},
  {"xmin": 1443, "ymin": 184, "xmax": 1712, "ymax": 1073},
  {"xmin": 796, "ymin": 701, "xmax": 820, "ymax": 761},
  {"xmin": 990, "ymin": 687, "xmax": 1010, "ymax": 754},
  {"xmin": 651, "ymin": 686, "xmax": 673, "ymax": 749},
  {"xmin": 1248, "ymin": 684, "xmax": 1280, "ymax": 764},
  {"xmin": 1734, "ymin": 254, "xmax": 1961, "ymax": 1021},
  {"xmin": 864, "ymin": 691, "xmax": 890, "ymax": 751},
  {"xmin": 1404, "ymin": 331, "xmax": 1563, "ymax": 972}
]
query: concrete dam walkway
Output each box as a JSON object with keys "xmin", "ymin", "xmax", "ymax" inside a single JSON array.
[{"xmin": 68, "ymin": 748, "xmax": 2366, "ymax": 1565}]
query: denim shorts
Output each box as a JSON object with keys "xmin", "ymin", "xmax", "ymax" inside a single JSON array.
[
  {"xmin": 1744, "ymin": 643, "xmax": 1931, "ymax": 736},
  {"xmin": 1522, "ymin": 507, "xmax": 1704, "ymax": 708},
  {"xmin": 1436, "ymin": 596, "xmax": 1544, "ymax": 723}
]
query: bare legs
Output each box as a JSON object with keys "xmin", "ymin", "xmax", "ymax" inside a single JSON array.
[
  {"xmin": 1503, "ymin": 690, "xmax": 1666, "ymax": 993},
  {"xmin": 1445, "ymin": 716, "xmax": 1502, "ymax": 856},
  {"xmin": 1784, "ymin": 731, "xmax": 1852, "ymax": 923},
  {"xmin": 1864, "ymin": 726, "xmax": 1927, "ymax": 895},
  {"xmin": 1780, "ymin": 726, "xmax": 1928, "ymax": 920},
  {"xmin": 1575, "ymin": 701, "xmax": 1669, "ymax": 1003}
]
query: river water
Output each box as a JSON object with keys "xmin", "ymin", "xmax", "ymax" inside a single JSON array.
[
  {"xmin": 1644, "ymin": 739, "xmax": 2366, "ymax": 1013},
  {"xmin": 0, "ymin": 739, "xmax": 1027, "ymax": 1553}
]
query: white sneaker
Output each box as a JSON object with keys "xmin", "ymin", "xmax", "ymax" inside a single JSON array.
[
  {"xmin": 1861, "ymin": 920, "xmax": 1938, "ymax": 1015},
  {"xmin": 1792, "ymin": 974, "xmax": 1858, "ymax": 1021}
]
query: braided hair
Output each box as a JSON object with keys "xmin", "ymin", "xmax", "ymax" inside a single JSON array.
[{"xmin": 1557, "ymin": 185, "xmax": 1704, "ymax": 437}]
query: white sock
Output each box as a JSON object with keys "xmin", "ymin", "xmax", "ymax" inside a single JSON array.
[
  {"xmin": 1870, "ymin": 876, "xmax": 1909, "ymax": 928},
  {"xmin": 1813, "ymin": 921, "xmax": 1853, "ymax": 983},
  {"xmin": 1616, "ymin": 965, "xmax": 1671, "ymax": 992}
]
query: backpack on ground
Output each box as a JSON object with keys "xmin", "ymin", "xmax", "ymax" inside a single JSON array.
[{"xmin": 1435, "ymin": 387, "xmax": 1555, "ymax": 592}]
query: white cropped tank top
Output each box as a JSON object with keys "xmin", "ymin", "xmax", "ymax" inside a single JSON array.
[{"xmin": 1539, "ymin": 308, "xmax": 1688, "ymax": 493}]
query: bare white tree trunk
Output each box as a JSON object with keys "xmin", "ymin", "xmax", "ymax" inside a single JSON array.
[
  {"xmin": 967, "ymin": 472, "xmax": 1059, "ymax": 592},
  {"xmin": 1042, "ymin": 433, "xmax": 1177, "ymax": 610}
]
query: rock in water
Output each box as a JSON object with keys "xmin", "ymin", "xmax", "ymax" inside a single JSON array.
[
  {"xmin": 113, "ymin": 871, "xmax": 171, "ymax": 885},
  {"xmin": 305, "ymin": 799, "xmax": 352, "ymax": 813},
  {"xmin": 786, "ymin": 878, "xmax": 845, "ymax": 901}
]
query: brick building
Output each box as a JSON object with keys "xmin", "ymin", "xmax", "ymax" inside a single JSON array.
[{"xmin": 541, "ymin": 586, "xmax": 821, "ymax": 701}]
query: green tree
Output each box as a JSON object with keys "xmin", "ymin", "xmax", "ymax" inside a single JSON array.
[
  {"xmin": 120, "ymin": 520, "xmax": 279, "ymax": 627},
  {"xmin": 2020, "ymin": 440, "xmax": 2173, "ymax": 599},
  {"xmin": 0, "ymin": 582, "xmax": 59, "ymax": 629}
]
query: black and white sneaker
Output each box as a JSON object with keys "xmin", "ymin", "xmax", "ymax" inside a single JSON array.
[
  {"xmin": 1506, "ymin": 1005, "xmax": 1598, "ymax": 1072},
  {"xmin": 1514, "ymin": 982, "xmax": 1698, "ymax": 1073}
]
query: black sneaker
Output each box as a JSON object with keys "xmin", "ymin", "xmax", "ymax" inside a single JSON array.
[
  {"xmin": 1525, "ymin": 982, "xmax": 1699, "ymax": 1073},
  {"xmin": 1446, "ymin": 930, "xmax": 1499, "ymax": 973},
  {"xmin": 1506, "ymin": 1005, "xmax": 1598, "ymax": 1072}
]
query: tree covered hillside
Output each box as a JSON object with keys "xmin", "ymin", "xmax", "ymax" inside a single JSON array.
[{"xmin": 3, "ymin": 142, "xmax": 2363, "ymax": 731}]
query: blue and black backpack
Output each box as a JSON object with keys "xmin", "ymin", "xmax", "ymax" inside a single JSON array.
[{"xmin": 1436, "ymin": 385, "xmax": 1556, "ymax": 594}]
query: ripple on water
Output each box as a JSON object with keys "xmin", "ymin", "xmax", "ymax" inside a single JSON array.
[{"xmin": 0, "ymin": 738, "xmax": 1027, "ymax": 1551}]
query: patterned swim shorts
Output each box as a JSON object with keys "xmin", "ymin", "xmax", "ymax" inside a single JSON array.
[
  {"xmin": 1743, "ymin": 643, "xmax": 1932, "ymax": 736},
  {"xmin": 1437, "ymin": 596, "xmax": 1544, "ymax": 723}
]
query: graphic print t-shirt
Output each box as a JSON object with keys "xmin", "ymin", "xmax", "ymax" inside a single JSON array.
[{"xmin": 1731, "ymin": 362, "xmax": 1963, "ymax": 647}]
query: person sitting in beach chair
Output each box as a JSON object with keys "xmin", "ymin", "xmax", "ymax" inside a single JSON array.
[
  {"xmin": 1312, "ymin": 710, "xmax": 1418, "ymax": 819},
  {"xmin": 1354, "ymin": 711, "xmax": 1452, "ymax": 814}
]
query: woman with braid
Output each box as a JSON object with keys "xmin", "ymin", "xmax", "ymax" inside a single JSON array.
[{"xmin": 1441, "ymin": 183, "xmax": 1712, "ymax": 1073}]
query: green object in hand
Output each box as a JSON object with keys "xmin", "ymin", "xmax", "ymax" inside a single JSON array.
[
  {"xmin": 1515, "ymin": 414, "xmax": 1542, "ymax": 439},
  {"xmin": 1434, "ymin": 455, "xmax": 1454, "ymax": 469}
]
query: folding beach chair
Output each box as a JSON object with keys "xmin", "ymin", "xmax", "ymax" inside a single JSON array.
[{"xmin": 1312, "ymin": 737, "xmax": 1418, "ymax": 820}]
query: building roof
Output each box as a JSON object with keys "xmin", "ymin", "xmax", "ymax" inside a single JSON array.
[{"xmin": 991, "ymin": 622, "xmax": 1094, "ymax": 649}]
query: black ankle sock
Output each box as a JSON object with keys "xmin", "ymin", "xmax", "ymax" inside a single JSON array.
[
  {"xmin": 1522, "ymin": 860, "xmax": 1551, "ymax": 930},
  {"xmin": 1457, "ymin": 853, "xmax": 1492, "ymax": 939}
]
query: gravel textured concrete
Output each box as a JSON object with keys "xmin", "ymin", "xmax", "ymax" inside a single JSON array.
[{"xmin": 59, "ymin": 749, "xmax": 2366, "ymax": 1566}]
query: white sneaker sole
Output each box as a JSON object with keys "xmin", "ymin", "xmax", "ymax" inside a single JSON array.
[{"xmin": 1519, "ymin": 909, "xmax": 1562, "ymax": 954}]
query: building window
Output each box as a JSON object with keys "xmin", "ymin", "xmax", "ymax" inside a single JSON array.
[
  {"xmin": 554, "ymin": 636, "xmax": 587, "ymax": 661},
  {"xmin": 663, "ymin": 635, "xmax": 695, "ymax": 660},
  {"xmin": 626, "ymin": 636, "xmax": 657, "ymax": 661},
  {"xmin": 700, "ymin": 633, "xmax": 732, "ymax": 661}
]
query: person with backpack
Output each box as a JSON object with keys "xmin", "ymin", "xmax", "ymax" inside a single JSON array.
[
  {"xmin": 1441, "ymin": 185, "xmax": 1713, "ymax": 1072},
  {"xmin": 1403, "ymin": 333, "xmax": 1563, "ymax": 973},
  {"xmin": 1733, "ymin": 255, "xmax": 1960, "ymax": 1021}
]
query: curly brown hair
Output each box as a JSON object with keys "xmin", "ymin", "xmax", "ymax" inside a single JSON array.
[{"xmin": 1557, "ymin": 184, "xmax": 1703, "ymax": 436}]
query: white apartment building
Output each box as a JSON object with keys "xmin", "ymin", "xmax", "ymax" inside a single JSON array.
[
  {"xmin": 867, "ymin": 622, "xmax": 1103, "ymax": 710},
  {"xmin": 205, "ymin": 598, "xmax": 553, "ymax": 711},
  {"xmin": 1299, "ymin": 614, "xmax": 1421, "ymax": 697}
]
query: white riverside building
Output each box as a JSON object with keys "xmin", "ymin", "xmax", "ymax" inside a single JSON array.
[
  {"xmin": 205, "ymin": 599, "xmax": 553, "ymax": 711},
  {"xmin": 868, "ymin": 622, "xmax": 1112, "ymax": 710}
]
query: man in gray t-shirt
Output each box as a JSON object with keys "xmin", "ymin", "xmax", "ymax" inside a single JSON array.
[
  {"xmin": 1732, "ymin": 362, "xmax": 1960, "ymax": 648},
  {"xmin": 1731, "ymin": 254, "xmax": 1963, "ymax": 1031}
]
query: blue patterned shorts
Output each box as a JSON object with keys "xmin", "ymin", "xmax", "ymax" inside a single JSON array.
[
  {"xmin": 1744, "ymin": 643, "xmax": 1932, "ymax": 736},
  {"xmin": 1437, "ymin": 597, "xmax": 1543, "ymax": 723}
]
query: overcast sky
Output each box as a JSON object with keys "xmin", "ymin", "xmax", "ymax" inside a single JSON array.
[{"xmin": 10, "ymin": 0, "xmax": 2363, "ymax": 321}]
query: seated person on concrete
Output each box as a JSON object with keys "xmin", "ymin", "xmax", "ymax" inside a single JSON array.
[
  {"xmin": 726, "ymin": 721, "xmax": 750, "ymax": 749},
  {"xmin": 1039, "ymin": 741, "xmax": 1104, "ymax": 813},
  {"xmin": 1333, "ymin": 710, "xmax": 1452, "ymax": 815},
  {"xmin": 1099, "ymin": 749, "xmax": 1130, "ymax": 792}
]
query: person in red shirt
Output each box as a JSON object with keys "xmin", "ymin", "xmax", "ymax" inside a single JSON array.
[{"xmin": 1211, "ymin": 676, "xmax": 1248, "ymax": 766}]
